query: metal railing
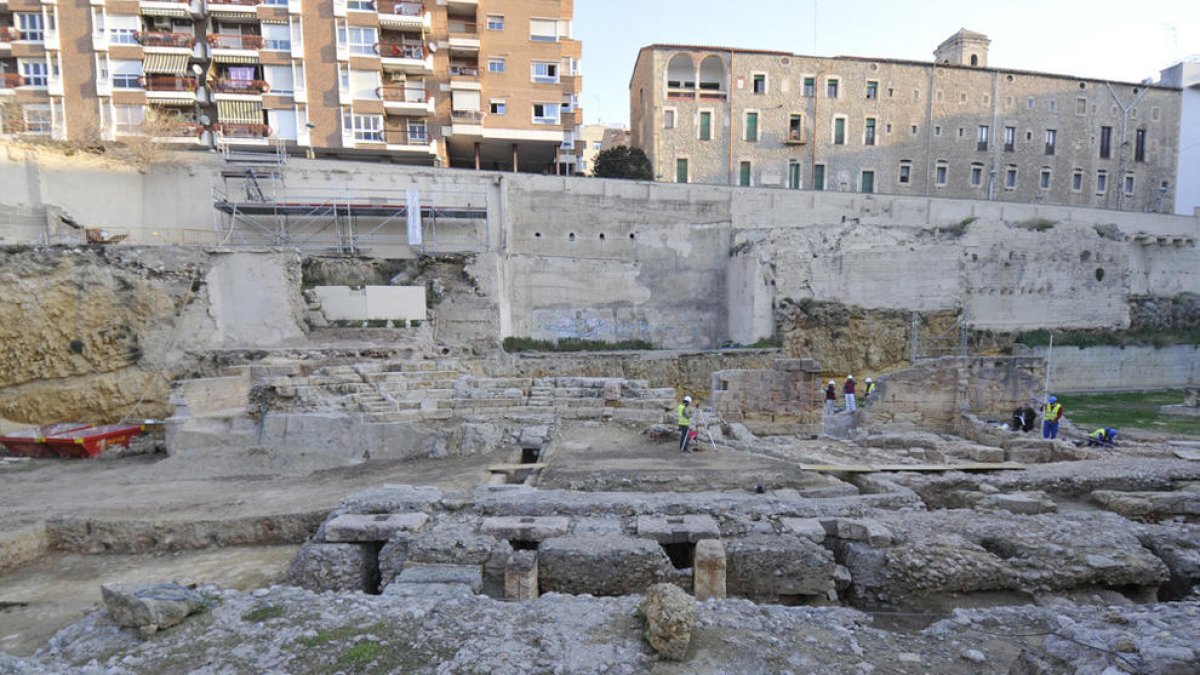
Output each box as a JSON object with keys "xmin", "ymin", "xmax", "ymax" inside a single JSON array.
[
  {"xmin": 450, "ymin": 110, "xmax": 483, "ymax": 123},
  {"xmin": 0, "ymin": 27, "xmax": 21, "ymax": 42},
  {"xmin": 377, "ymin": 85, "xmax": 426, "ymax": 103},
  {"xmin": 207, "ymin": 0, "xmax": 259, "ymax": 5},
  {"xmin": 0, "ymin": 73, "xmax": 23, "ymax": 88},
  {"xmin": 141, "ymin": 74, "xmax": 199, "ymax": 92},
  {"xmin": 216, "ymin": 123, "xmax": 272, "ymax": 138},
  {"xmin": 207, "ymin": 34, "xmax": 264, "ymax": 49},
  {"xmin": 383, "ymin": 127, "xmax": 429, "ymax": 144},
  {"xmin": 213, "ymin": 78, "xmax": 269, "ymax": 93},
  {"xmin": 377, "ymin": 0, "xmax": 423, "ymax": 16},
  {"xmin": 136, "ymin": 31, "xmax": 196, "ymax": 48},
  {"xmin": 449, "ymin": 63, "xmax": 478, "ymax": 77},
  {"xmin": 447, "ymin": 19, "xmax": 477, "ymax": 34},
  {"xmin": 375, "ymin": 41, "xmax": 424, "ymax": 59}
]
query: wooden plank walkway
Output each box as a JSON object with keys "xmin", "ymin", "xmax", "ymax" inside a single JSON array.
[
  {"xmin": 488, "ymin": 463, "xmax": 548, "ymax": 472},
  {"xmin": 796, "ymin": 462, "xmax": 1025, "ymax": 473}
]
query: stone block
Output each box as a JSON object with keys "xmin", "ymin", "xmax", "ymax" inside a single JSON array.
[
  {"xmin": 323, "ymin": 513, "xmax": 429, "ymax": 543},
  {"xmin": 505, "ymin": 550, "xmax": 539, "ymax": 601},
  {"xmin": 640, "ymin": 583, "xmax": 696, "ymax": 662},
  {"xmin": 481, "ymin": 516, "xmax": 571, "ymax": 542},
  {"xmin": 407, "ymin": 525, "xmax": 499, "ymax": 565},
  {"xmin": 830, "ymin": 519, "xmax": 894, "ymax": 547},
  {"xmin": 980, "ymin": 492, "xmax": 1057, "ymax": 515},
  {"xmin": 286, "ymin": 542, "xmax": 377, "ymax": 593},
  {"xmin": 101, "ymin": 583, "xmax": 204, "ymax": 637},
  {"xmin": 539, "ymin": 535, "xmax": 670, "ymax": 596},
  {"xmin": 603, "ymin": 380, "xmax": 621, "ymax": 402},
  {"xmin": 779, "ymin": 518, "xmax": 827, "ymax": 543},
  {"xmin": 725, "ymin": 535, "xmax": 836, "ymax": 598},
  {"xmin": 966, "ymin": 445, "xmax": 1006, "ymax": 463},
  {"xmin": 636, "ymin": 515, "xmax": 720, "ymax": 544},
  {"xmin": 693, "ymin": 539, "xmax": 726, "ymax": 601},
  {"xmin": 377, "ymin": 536, "xmax": 409, "ymax": 588},
  {"xmin": 397, "ymin": 563, "xmax": 483, "ymax": 593},
  {"xmin": 382, "ymin": 582, "xmax": 474, "ymax": 598}
]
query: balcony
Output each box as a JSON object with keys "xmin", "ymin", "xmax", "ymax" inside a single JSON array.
[
  {"xmin": 449, "ymin": 61, "xmax": 478, "ymax": 78},
  {"xmin": 216, "ymin": 122, "xmax": 271, "ymax": 142},
  {"xmin": 377, "ymin": 41, "xmax": 431, "ymax": 73},
  {"xmin": 447, "ymin": 21, "xmax": 478, "ymax": 53},
  {"xmin": 383, "ymin": 127, "xmax": 433, "ymax": 152},
  {"xmin": 377, "ymin": 0, "xmax": 428, "ymax": 30},
  {"xmin": 378, "ymin": 85, "xmax": 433, "ymax": 114},
  {"xmin": 0, "ymin": 27, "xmax": 19, "ymax": 45},
  {"xmin": 208, "ymin": 34, "xmax": 263, "ymax": 50},
  {"xmin": 136, "ymin": 31, "xmax": 195, "ymax": 49},
  {"xmin": 205, "ymin": 0, "xmax": 258, "ymax": 16},
  {"xmin": 785, "ymin": 128, "xmax": 806, "ymax": 145},
  {"xmin": 0, "ymin": 72, "xmax": 23, "ymax": 90},
  {"xmin": 445, "ymin": 0, "xmax": 476, "ymax": 11},
  {"xmin": 213, "ymin": 78, "xmax": 268, "ymax": 96},
  {"xmin": 142, "ymin": 74, "xmax": 199, "ymax": 103}
]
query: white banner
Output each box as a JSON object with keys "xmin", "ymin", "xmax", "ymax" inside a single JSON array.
[{"xmin": 406, "ymin": 188, "xmax": 421, "ymax": 246}]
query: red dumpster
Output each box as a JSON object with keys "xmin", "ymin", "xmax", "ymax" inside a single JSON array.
[
  {"xmin": 0, "ymin": 423, "xmax": 95, "ymax": 458},
  {"xmin": 44, "ymin": 424, "xmax": 145, "ymax": 459}
]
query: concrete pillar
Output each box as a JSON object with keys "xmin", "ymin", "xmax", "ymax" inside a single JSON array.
[
  {"xmin": 474, "ymin": 142, "xmax": 480, "ymax": 171},
  {"xmin": 512, "ymin": 143, "xmax": 519, "ymax": 173},
  {"xmin": 692, "ymin": 539, "xmax": 726, "ymax": 600},
  {"xmin": 505, "ymin": 550, "xmax": 538, "ymax": 601}
]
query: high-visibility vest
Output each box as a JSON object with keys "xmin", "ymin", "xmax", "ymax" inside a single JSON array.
[
  {"xmin": 865, "ymin": 382, "xmax": 876, "ymax": 396},
  {"xmin": 676, "ymin": 404, "xmax": 691, "ymax": 426},
  {"xmin": 1043, "ymin": 403, "xmax": 1062, "ymax": 421},
  {"xmin": 1090, "ymin": 428, "xmax": 1106, "ymax": 440}
]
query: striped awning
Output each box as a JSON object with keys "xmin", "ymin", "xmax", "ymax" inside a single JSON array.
[
  {"xmin": 143, "ymin": 53, "xmax": 190, "ymax": 75},
  {"xmin": 140, "ymin": 5, "xmax": 191, "ymax": 17},
  {"xmin": 212, "ymin": 53, "xmax": 260, "ymax": 64},
  {"xmin": 217, "ymin": 99, "xmax": 264, "ymax": 124}
]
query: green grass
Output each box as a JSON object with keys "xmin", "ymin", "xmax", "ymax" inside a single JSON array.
[
  {"xmin": 502, "ymin": 336, "xmax": 655, "ymax": 352},
  {"xmin": 1059, "ymin": 390, "xmax": 1200, "ymax": 437},
  {"xmin": 1017, "ymin": 328, "xmax": 1200, "ymax": 348},
  {"xmin": 241, "ymin": 605, "xmax": 285, "ymax": 622}
]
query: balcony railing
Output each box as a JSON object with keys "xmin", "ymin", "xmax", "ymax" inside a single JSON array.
[
  {"xmin": 447, "ymin": 20, "xmax": 477, "ymax": 34},
  {"xmin": 383, "ymin": 128, "xmax": 428, "ymax": 145},
  {"xmin": 0, "ymin": 73, "xmax": 24, "ymax": 88},
  {"xmin": 377, "ymin": 85, "xmax": 426, "ymax": 103},
  {"xmin": 141, "ymin": 74, "xmax": 199, "ymax": 92},
  {"xmin": 216, "ymin": 122, "xmax": 271, "ymax": 138},
  {"xmin": 0, "ymin": 27, "xmax": 21, "ymax": 42},
  {"xmin": 207, "ymin": 0, "xmax": 260, "ymax": 5},
  {"xmin": 207, "ymin": 34, "xmax": 264, "ymax": 50},
  {"xmin": 375, "ymin": 41, "xmax": 424, "ymax": 59},
  {"xmin": 785, "ymin": 128, "xmax": 806, "ymax": 144},
  {"xmin": 451, "ymin": 110, "xmax": 483, "ymax": 123},
  {"xmin": 213, "ymin": 78, "xmax": 269, "ymax": 93},
  {"xmin": 449, "ymin": 63, "xmax": 478, "ymax": 77},
  {"xmin": 377, "ymin": 0, "xmax": 423, "ymax": 16},
  {"xmin": 136, "ymin": 31, "xmax": 196, "ymax": 48},
  {"xmin": 168, "ymin": 121, "xmax": 205, "ymax": 137}
]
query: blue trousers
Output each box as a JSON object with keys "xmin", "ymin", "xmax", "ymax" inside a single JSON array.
[{"xmin": 1042, "ymin": 420, "xmax": 1059, "ymax": 439}]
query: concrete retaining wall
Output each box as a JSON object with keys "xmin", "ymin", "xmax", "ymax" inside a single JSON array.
[
  {"xmin": 313, "ymin": 286, "xmax": 427, "ymax": 322},
  {"xmin": 1025, "ymin": 345, "xmax": 1200, "ymax": 392}
]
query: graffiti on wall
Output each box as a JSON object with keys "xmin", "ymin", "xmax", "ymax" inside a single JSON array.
[{"xmin": 528, "ymin": 308, "xmax": 709, "ymax": 349}]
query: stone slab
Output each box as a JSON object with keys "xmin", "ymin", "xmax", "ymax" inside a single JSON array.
[
  {"xmin": 382, "ymin": 582, "xmax": 475, "ymax": 598},
  {"xmin": 693, "ymin": 539, "xmax": 726, "ymax": 601},
  {"xmin": 779, "ymin": 518, "xmax": 828, "ymax": 543},
  {"xmin": 397, "ymin": 563, "xmax": 483, "ymax": 593},
  {"xmin": 481, "ymin": 516, "xmax": 571, "ymax": 541},
  {"xmin": 323, "ymin": 513, "xmax": 429, "ymax": 543},
  {"xmin": 636, "ymin": 515, "xmax": 721, "ymax": 544}
]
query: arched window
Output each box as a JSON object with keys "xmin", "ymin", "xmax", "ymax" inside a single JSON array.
[
  {"xmin": 667, "ymin": 54, "xmax": 694, "ymax": 89},
  {"xmin": 970, "ymin": 54, "xmax": 978, "ymax": 66},
  {"xmin": 699, "ymin": 55, "xmax": 726, "ymax": 92}
]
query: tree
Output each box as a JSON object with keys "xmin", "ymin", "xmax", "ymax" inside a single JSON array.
[{"xmin": 592, "ymin": 146, "xmax": 653, "ymax": 180}]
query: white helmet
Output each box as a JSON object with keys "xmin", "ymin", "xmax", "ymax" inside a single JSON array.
[
  {"xmin": 829, "ymin": 380, "xmax": 836, "ymax": 386},
  {"xmin": 683, "ymin": 395, "xmax": 692, "ymax": 403},
  {"xmin": 847, "ymin": 375, "xmax": 855, "ymax": 380},
  {"xmin": 866, "ymin": 378, "xmax": 873, "ymax": 383}
]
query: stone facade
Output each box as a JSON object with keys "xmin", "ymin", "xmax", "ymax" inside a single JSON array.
[{"xmin": 630, "ymin": 34, "xmax": 1181, "ymax": 212}]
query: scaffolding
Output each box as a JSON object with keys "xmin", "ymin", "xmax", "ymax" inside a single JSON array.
[{"xmin": 211, "ymin": 143, "xmax": 489, "ymax": 255}]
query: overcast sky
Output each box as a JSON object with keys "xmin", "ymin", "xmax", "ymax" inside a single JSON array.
[{"xmin": 574, "ymin": 0, "xmax": 1200, "ymax": 127}]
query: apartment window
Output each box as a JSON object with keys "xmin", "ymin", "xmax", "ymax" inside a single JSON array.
[
  {"xmin": 1072, "ymin": 170, "xmax": 1083, "ymax": 192},
  {"xmin": 111, "ymin": 60, "xmax": 141, "ymax": 89},
  {"xmin": 1124, "ymin": 174, "xmax": 1135, "ymax": 195},
  {"xmin": 114, "ymin": 105, "xmax": 144, "ymax": 134},
  {"xmin": 348, "ymin": 27, "xmax": 376, "ymax": 56},
  {"xmin": 958, "ymin": 127, "xmax": 964, "ymax": 138},
  {"xmin": 1099, "ymin": 125, "xmax": 1112, "ymax": 159},
  {"xmin": 338, "ymin": 64, "xmax": 349, "ymax": 92},
  {"xmin": 1005, "ymin": 166, "xmax": 1017, "ymax": 189},
  {"xmin": 898, "ymin": 161, "xmax": 911, "ymax": 184},
  {"xmin": 531, "ymin": 61, "xmax": 558, "ymax": 84},
  {"xmin": 262, "ymin": 0, "xmax": 287, "ymax": 5},
  {"xmin": 407, "ymin": 119, "xmax": 427, "ymax": 143},
  {"xmin": 349, "ymin": 69, "xmax": 380, "ymax": 100},
  {"xmin": 529, "ymin": 18, "xmax": 558, "ymax": 42},
  {"xmin": 347, "ymin": 0, "xmax": 373, "ymax": 10},
  {"xmin": 676, "ymin": 158, "xmax": 688, "ymax": 183},
  {"xmin": 263, "ymin": 65, "xmax": 294, "ymax": 95},
  {"xmin": 16, "ymin": 13, "xmax": 44, "ymax": 42},
  {"xmin": 813, "ymin": 164, "xmax": 826, "ymax": 191},
  {"xmin": 911, "ymin": 125, "xmax": 918, "ymax": 135},
  {"xmin": 1027, "ymin": 96, "xmax": 1035, "ymax": 109},
  {"xmin": 802, "ymin": 77, "xmax": 815, "ymax": 97},
  {"xmin": 344, "ymin": 112, "xmax": 382, "ymax": 141},
  {"xmin": 935, "ymin": 162, "xmax": 947, "ymax": 187},
  {"xmin": 826, "ymin": 78, "xmax": 839, "ymax": 98},
  {"xmin": 1044, "ymin": 129, "xmax": 1057, "ymax": 155},
  {"xmin": 752, "ymin": 73, "xmax": 766, "ymax": 94},
  {"xmin": 487, "ymin": 58, "xmax": 505, "ymax": 73},
  {"xmin": 263, "ymin": 23, "xmax": 291, "ymax": 51},
  {"xmin": 934, "ymin": 125, "xmax": 941, "ymax": 137},
  {"xmin": 866, "ymin": 81, "xmax": 878, "ymax": 100},
  {"xmin": 18, "ymin": 60, "xmax": 48, "ymax": 87},
  {"xmin": 959, "ymin": 92, "xmax": 967, "ymax": 103},
  {"xmin": 591, "ymin": 141, "xmax": 601, "ymax": 151},
  {"xmin": 1096, "ymin": 171, "xmax": 1108, "ymax": 194},
  {"xmin": 833, "ymin": 117, "xmax": 845, "ymax": 145},
  {"xmin": 663, "ymin": 108, "xmax": 675, "ymax": 129},
  {"xmin": 864, "ymin": 118, "xmax": 876, "ymax": 146},
  {"xmin": 699, "ymin": 111, "xmax": 712, "ymax": 140},
  {"xmin": 744, "ymin": 112, "xmax": 758, "ymax": 142},
  {"xmin": 861, "ymin": 170, "xmax": 875, "ymax": 194},
  {"xmin": 23, "ymin": 105, "xmax": 52, "ymax": 133},
  {"xmin": 532, "ymin": 102, "xmax": 559, "ymax": 125},
  {"xmin": 490, "ymin": 100, "xmax": 506, "ymax": 115},
  {"xmin": 1048, "ymin": 99, "xmax": 1056, "ymax": 112},
  {"xmin": 970, "ymin": 164, "xmax": 983, "ymax": 187},
  {"xmin": 1135, "ymin": 129, "xmax": 1146, "ymax": 162},
  {"xmin": 1040, "ymin": 168, "xmax": 1052, "ymax": 190},
  {"xmin": 739, "ymin": 161, "xmax": 752, "ymax": 187},
  {"xmin": 486, "ymin": 15, "xmax": 504, "ymax": 31},
  {"xmin": 107, "ymin": 15, "xmax": 138, "ymax": 45},
  {"xmin": 787, "ymin": 114, "xmax": 802, "ymax": 142},
  {"xmin": 788, "ymin": 159, "xmax": 801, "ymax": 189},
  {"xmin": 977, "ymin": 125, "xmax": 989, "ymax": 151},
  {"xmin": 1004, "ymin": 126, "xmax": 1015, "ymax": 152}
]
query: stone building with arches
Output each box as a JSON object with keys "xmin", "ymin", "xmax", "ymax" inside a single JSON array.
[{"xmin": 628, "ymin": 31, "xmax": 1182, "ymax": 212}]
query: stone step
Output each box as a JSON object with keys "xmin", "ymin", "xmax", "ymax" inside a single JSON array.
[{"xmin": 397, "ymin": 563, "xmax": 482, "ymax": 592}]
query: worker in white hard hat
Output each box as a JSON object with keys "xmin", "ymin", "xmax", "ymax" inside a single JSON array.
[
  {"xmin": 844, "ymin": 375, "xmax": 858, "ymax": 412},
  {"xmin": 864, "ymin": 377, "xmax": 876, "ymax": 399},
  {"xmin": 824, "ymin": 380, "xmax": 837, "ymax": 416},
  {"xmin": 676, "ymin": 395, "xmax": 694, "ymax": 453}
]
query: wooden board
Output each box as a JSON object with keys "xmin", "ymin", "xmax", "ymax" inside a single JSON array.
[
  {"xmin": 798, "ymin": 462, "xmax": 1024, "ymax": 473},
  {"xmin": 488, "ymin": 463, "xmax": 548, "ymax": 472}
]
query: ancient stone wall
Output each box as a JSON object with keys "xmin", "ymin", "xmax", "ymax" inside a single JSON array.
[{"xmin": 867, "ymin": 356, "xmax": 1043, "ymax": 430}]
